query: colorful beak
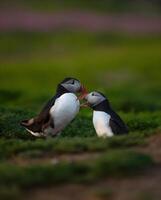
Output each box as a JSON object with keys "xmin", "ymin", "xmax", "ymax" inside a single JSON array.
[{"xmin": 78, "ymin": 85, "xmax": 88, "ymax": 100}]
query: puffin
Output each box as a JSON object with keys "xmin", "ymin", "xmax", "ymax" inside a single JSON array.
[
  {"xmin": 84, "ymin": 91, "xmax": 128, "ymax": 138},
  {"xmin": 21, "ymin": 77, "xmax": 88, "ymax": 137}
]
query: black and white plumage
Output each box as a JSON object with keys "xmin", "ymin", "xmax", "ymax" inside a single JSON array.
[
  {"xmin": 21, "ymin": 77, "xmax": 87, "ymax": 137},
  {"xmin": 85, "ymin": 91, "xmax": 128, "ymax": 138}
]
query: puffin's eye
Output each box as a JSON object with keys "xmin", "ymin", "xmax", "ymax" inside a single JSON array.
[
  {"xmin": 91, "ymin": 93, "xmax": 95, "ymax": 96},
  {"xmin": 71, "ymin": 80, "xmax": 75, "ymax": 85}
]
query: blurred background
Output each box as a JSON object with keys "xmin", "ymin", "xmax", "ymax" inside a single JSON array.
[
  {"xmin": 0, "ymin": 1, "xmax": 161, "ymax": 200},
  {"xmin": 0, "ymin": 0, "xmax": 161, "ymax": 112}
]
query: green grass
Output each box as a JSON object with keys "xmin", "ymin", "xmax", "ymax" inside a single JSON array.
[
  {"xmin": 1, "ymin": 0, "xmax": 161, "ymax": 14},
  {"xmin": 0, "ymin": 186, "xmax": 22, "ymax": 200},
  {"xmin": 0, "ymin": 32, "xmax": 161, "ymax": 112},
  {"xmin": 0, "ymin": 106, "xmax": 160, "ymax": 139},
  {"xmin": 0, "ymin": 150, "xmax": 153, "ymax": 188},
  {"xmin": 0, "ymin": 134, "xmax": 147, "ymax": 160},
  {"xmin": 0, "ymin": 31, "xmax": 160, "ymax": 198}
]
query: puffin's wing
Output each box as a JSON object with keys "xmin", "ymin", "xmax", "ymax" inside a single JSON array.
[
  {"xmin": 42, "ymin": 114, "xmax": 55, "ymax": 131},
  {"xmin": 37, "ymin": 95, "xmax": 57, "ymax": 122},
  {"xmin": 21, "ymin": 96, "xmax": 57, "ymax": 133},
  {"xmin": 109, "ymin": 110, "xmax": 128, "ymax": 135},
  {"xmin": 21, "ymin": 113, "xmax": 54, "ymax": 135},
  {"xmin": 39, "ymin": 95, "xmax": 57, "ymax": 115}
]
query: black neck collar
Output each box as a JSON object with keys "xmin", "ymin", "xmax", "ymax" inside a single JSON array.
[
  {"xmin": 56, "ymin": 84, "xmax": 70, "ymax": 97},
  {"xmin": 91, "ymin": 99, "xmax": 110, "ymax": 112}
]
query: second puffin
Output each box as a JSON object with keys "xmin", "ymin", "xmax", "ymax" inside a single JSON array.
[{"xmin": 84, "ymin": 91, "xmax": 128, "ymax": 137}]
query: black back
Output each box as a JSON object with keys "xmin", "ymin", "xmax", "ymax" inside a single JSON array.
[
  {"xmin": 39, "ymin": 84, "xmax": 69, "ymax": 116},
  {"xmin": 39, "ymin": 77, "xmax": 79, "ymax": 116},
  {"xmin": 92, "ymin": 100, "xmax": 128, "ymax": 135}
]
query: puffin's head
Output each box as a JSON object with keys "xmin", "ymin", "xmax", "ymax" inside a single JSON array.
[
  {"xmin": 85, "ymin": 91, "xmax": 107, "ymax": 107},
  {"xmin": 60, "ymin": 77, "xmax": 88, "ymax": 99}
]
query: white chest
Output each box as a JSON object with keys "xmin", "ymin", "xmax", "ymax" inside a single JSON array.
[
  {"xmin": 49, "ymin": 93, "xmax": 80, "ymax": 134},
  {"xmin": 93, "ymin": 111, "xmax": 114, "ymax": 137}
]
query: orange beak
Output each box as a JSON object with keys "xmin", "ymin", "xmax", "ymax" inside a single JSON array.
[{"xmin": 78, "ymin": 85, "xmax": 88, "ymax": 100}]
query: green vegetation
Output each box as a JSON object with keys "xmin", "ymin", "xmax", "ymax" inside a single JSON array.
[
  {"xmin": 0, "ymin": 32, "xmax": 161, "ymax": 112},
  {"xmin": 0, "ymin": 151, "xmax": 153, "ymax": 188},
  {"xmin": 0, "ymin": 186, "xmax": 21, "ymax": 200},
  {"xmin": 1, "ymin": 0, "xmax": 161, "ymax": 13},
  {"xmin": 0, "ymin": 134, "xmax": 147, "ymax": 160},
  {"xmin": 0, "ymin": 30, "xmax": 161, "ymax": 198}
]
